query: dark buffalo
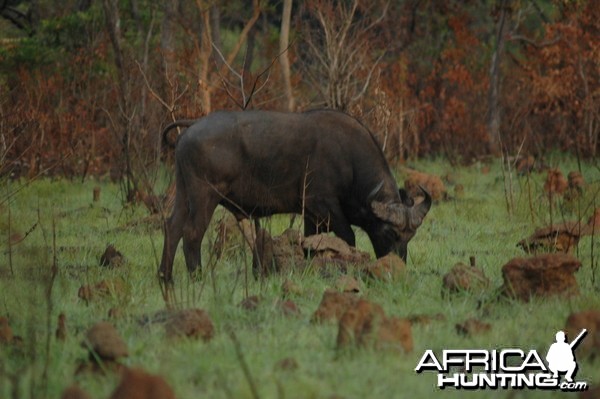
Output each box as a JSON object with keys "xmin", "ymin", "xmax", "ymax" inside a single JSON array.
[{"xmin": 159, "ymin": 110, "xmax": 431, "ymax": 281}]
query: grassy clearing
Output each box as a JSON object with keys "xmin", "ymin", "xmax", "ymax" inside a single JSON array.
[{"xmin": 1, "ymin": 158, "xmax": 599, "ymax": 399}]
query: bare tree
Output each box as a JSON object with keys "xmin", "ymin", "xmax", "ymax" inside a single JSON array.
[
  {"xmin": 279, "ymin": 0, "xmax": 295, "ymax": 111},
  {"xmin": 300, "ymin": 0, "xmax": 388, "ymax": 111}
]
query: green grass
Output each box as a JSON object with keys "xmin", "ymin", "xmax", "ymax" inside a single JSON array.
[{"xmin": 1, "ymin": 158, "xmax": 599, "ymax": 399}]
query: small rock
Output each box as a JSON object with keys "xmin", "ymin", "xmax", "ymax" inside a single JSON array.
[
  {"xmin": 312, "ymin": 290, "xmax": 359, "ymax": 323},
  {"xmin": 565, "ymin": 309, "xmax": 600, "ymax": 358},
  {"xmin": 164, "ymin": 309, "xmax": 214, "ymax": 341},
  {"xmin": 364, "ymin": 253, "xmax": 406, "ymax": 281},
  {"xmin": 456, "ymin": 318, "xmax": 492, "ymax": 336},
  {"xmin": 500, "ymin": 254, "xmax": 581, "ymax": 302},
  {"xmin": 100, "ymin": 244, "xmax": 124, "ymax": 268},
  {"xmin": 61, "ymin": 385, "xmax": 92, "ymax": 399},
  {"xmin": 109, "ymin": 368, "xmax": 176, "ymax": 399},
  {"xmin": 442, "ymin": 263, "xmax": 490, "ymax": 296}
]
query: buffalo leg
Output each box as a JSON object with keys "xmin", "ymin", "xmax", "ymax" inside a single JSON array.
[
  {"xmin": 159, "ymin": 185, "xmax": 187, "ymax": 282},
  {"xmin": 182, "ymin": 183, "xmax": 220, "ymax": 277}
]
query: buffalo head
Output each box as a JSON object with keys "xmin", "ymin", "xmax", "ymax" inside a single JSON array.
[{"xmin": 369, "ymin": 186, "xmax": 432, "ymax": 261}]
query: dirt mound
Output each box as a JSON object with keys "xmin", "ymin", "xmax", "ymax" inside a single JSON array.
[
  {"xmin": 84, "ymin": 322, "xmax": 129, "ymax": 361},
  {"xmin": 336, "ymin": 299, "xmax": 412, "ymax": 352},
  {"xmin": 303, "ymin": 234, "xmax": 370, "ymax": 264},
  {"xmin": 565, "ymin": 310, "xmax": 600, "ymax": 358},
  {"xmin": 281, "ymin": 279, "xmax": 302, "ymax": 297},
  {"xmin": 312, "ymin": 290, "xmax": 359, "ymax": 323},
  {"xmin": 109, "ymin": 368, "xmax": 176, "ymax": 399},
  {"xmin": 56, "ymin": 313, "xmax": 67, "ymax": 341},
  {"xmin": 335, "ymin": 275, "xmax": 360, "ymax": 293},
  {"xmin": 239, "ymin": 295, "xmax": 261, "ymax": 311},
  {"xmin": 278, "ymin": 300, "xmax": 301, "ymax": 317},
  {"xmin": 363, "ymin": 253, "xmax": 406, "ymax": 281},
  {"xmin": 164, "ymin": 309, "xmax": 214, "ymax": 341},
  {"xmin": 544, "ymin": 169, "xmax": 568, "ymax": 196},
  {"xmin": 518, "ymin": 222, "xmax": 587, "ymax": 254},
  {"xmin": 442, "ymin": 262, "xmax": 490, "ymax": 296},
  {"xmin": 567, "ymin": 171, "xmax": 585, "ymax": 191},
  {"xmin": 0, "ymin": 317, "xmax": 13, "ymax": 344},
  {"xmin": 100, "ymin": 244, "xmax": 124, "ymax": 268},
  {"xmin": 404, "ymin": 169, "xmax": 447, "ymax": 201},
  {"xmin": 253, "ymin": 228, "xmax": 305, "ymax": 276},
  {"xmin": 456, "ymin": 318, "xmax": 492, "ymax": 336},
  {"xmin": 60, "ymin": 385, "xmax": 92, "ymax": 399},
  {"xmin": 500, "ymin": 254, "xmax": 581, "ymax": 301},
  {"xmin": 78, "ymin": 278, "xmax": 127, "ymax": 302}
]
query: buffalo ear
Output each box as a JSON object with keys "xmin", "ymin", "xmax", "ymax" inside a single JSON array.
[{"xmin": 371, "ymin": 201, "xmax": 405, "ymax": 226}]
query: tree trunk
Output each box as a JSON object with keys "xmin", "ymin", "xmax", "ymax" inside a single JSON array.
[
  {"xmin": 487, "ymin": 0, "xmax": 509, "ymax": 155},
  {"xmin": 279, "ymin": 0, "xmax": 295, "ymax": 111}
]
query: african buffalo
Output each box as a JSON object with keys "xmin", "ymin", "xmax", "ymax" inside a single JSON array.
[{"xmin": 159, "ymin": 110, "xmax": 431, "ymax": 281}]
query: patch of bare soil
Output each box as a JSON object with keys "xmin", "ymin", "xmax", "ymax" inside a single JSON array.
[
  {"xmin": 500, "ymin": 254, "xmax": 581, "ymax": 301},
  {"xmin": 442, "ymin": 262, "xmax": 490, "ymax": 296},
  {"xmin": 456, "ymin": 318, "xmax": 492, "ymax": 336},
  {"xmin": 312, "ymin": 290, "xmax": 360, "ymax": 324},
  {"xmin": 164, "ymin": 309, "xmax": 214, "ymax": 342},
  {"xmin": 565, "ymin": 310, "xmax": 600, "ymax": 358},
  {"xmin": 109, "ymin": 368, "xmax": 176, "ymax": 399}
]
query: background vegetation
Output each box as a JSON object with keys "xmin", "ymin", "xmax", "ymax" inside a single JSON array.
[{"xmin": 1, "ymin": 0, "xmax": 599, "ymax": 186}]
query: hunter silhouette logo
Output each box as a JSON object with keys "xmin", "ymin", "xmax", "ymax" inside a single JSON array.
[
  {"xmin": 546, "ymin": 329, "xmax": 587, "ymax": 383},
  {"xmin": 415, "ymin": 328, "xmax": 589, "ymax": 391}
]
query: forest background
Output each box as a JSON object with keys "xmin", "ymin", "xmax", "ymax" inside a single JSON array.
[{"xmin": 1, "ymin": 0, "xmax": 598, "ymax": 197}]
